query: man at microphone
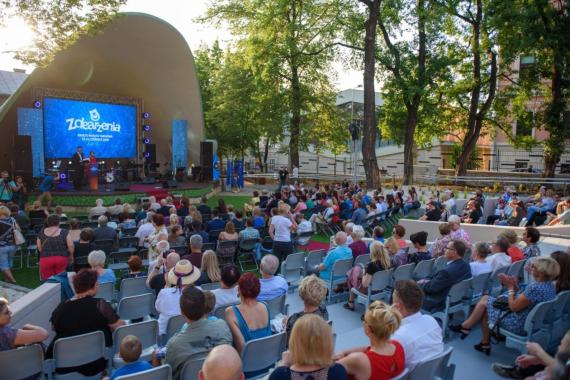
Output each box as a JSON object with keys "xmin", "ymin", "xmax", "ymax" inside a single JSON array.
[{"xmin": 71, "ymin": 146, "xmax": 87, "ymax": 190}]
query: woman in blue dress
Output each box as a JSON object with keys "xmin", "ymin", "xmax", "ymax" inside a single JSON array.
[{"xmin": 450, "ymin": 256, "xmax": 559, "ymax": 355}]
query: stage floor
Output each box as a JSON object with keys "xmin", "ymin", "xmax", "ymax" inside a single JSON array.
[{"xmin": 51, "ymin": 180, "xmax": 211, "ymax": 196}]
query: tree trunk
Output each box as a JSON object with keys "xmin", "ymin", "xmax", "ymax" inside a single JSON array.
[
  {"xmin": 263, "ymin": 137, "xmax": 270, "ymax": 173},
  {"xmin": 403, "ymin": 106, "xmax": 418, "ymax": 185},
  {"xmin": 543, "ymin": 53, "xmax": 564, "ymax": 178},
  {"xmin": 289, "ymin": 64, "xmax": 301, "ymax": 171},
  {"xmin": 361, "ymin": 0, "xmax": 381, "ymax": 189}
]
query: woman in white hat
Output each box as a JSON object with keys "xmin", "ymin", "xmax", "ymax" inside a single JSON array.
[{"xmin": 155, "ymin": 259, "xmax": 200, "ymax": 336}]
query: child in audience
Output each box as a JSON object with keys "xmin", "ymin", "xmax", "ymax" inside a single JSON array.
[{"xmin": 106, "ymin": 335, "xmax": 152, "ymax": 380}]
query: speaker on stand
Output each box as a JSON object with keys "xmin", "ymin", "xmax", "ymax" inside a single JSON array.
[{"xmin": 200, "ymin": 141, "xmax": 213, "ymax": 182}]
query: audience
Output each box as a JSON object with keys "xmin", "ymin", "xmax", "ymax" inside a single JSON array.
[
  {"xmin": 106, "ymin": 335, "xmax": 152, "ymax": 380},
  {"xmin": 206, "ymin": 209, "xmax": 225, "ymax": 232},
  {"xmin": 88, "ymin": 250, "xmax": 116, "ymax": 284},
  {"xmin": 199, "ymin": 344, "xmax": 245, "ymax": 380},
  {"xmin": 219, "ymin": 221, "xmax": 239, "ymax": 242},
  {"xmin": 147, "ymin": 252, "xmax": 180, "ymax": 296},
  {"xmin": 285, "ymin": 275, "xmax": 329, "ymax": 343},
  {"xmin": 392, "ymin": 224, "xmax": 407, "ymax": 249},
  {"xmin": 487, "ymin": 237, "xmax": 513, "ymax": 271},
  {"xmin": 408, "ymin": 231, "xmax": 431, "ymax": 264},
  {"xmin": 272, "ymin": 314, "xmax": 348, "ymax": 380},
  {"xmin": 450, "ymin": 256, "xmax": 559, "ymax": 355},
  {"xmin": 498, "ymin": 230, "xmax": 525, "ymax": 262},
  {"xmin": 196, "ymin": 250, "xmax": 221, "ymax": 285},
  {"xmin": 258, "ymin": 254, "xmax": 289, "ymax": 302},
  {"xmin": 123, "ymin": 255, "xmax": 146, "ymax": 279},
  {"xmin": 0, "ymin": 296, "xmax": 48, "ymax": 351},
  {"xmin": 522, "ymin": 227, "xmax": 541, "ymax": 259},
  {"xmin": 430, "ymin": 222, "xmax": 452, "ymax": 258},
  {"xmin": 212, "ymin": 265, "xmax": 241, "ymax": 308},
  {"xmin": 392, "ymin": 280, "xmax": 443, "ymax": 370},
  {"xmin": 165, "ymin": 286, "xmax": 232, "ymax": 380},
  {"xmin": 73, "ymin": 228, "xmax": 95, "ymax": 271},
  {"xmin": 183, "ymin": 234, "xmax": 204, "ymax": 268},
  {"xmin": 270, "ymin": 202, "xmax": 297, "ymax": 262},
  {"xmin": 372, "ymin": 226, "xmax": 385, "ymax": 243},
  {"xmin": 419, "ymin": 201, "xmax": 442, "ymax": 221},
  {"xmin": 448, "ymin": 215, "xmax": 472, "ymax": 245},
  {"xmin": 387, "ymin": 237, "xmax": 408, "ymax": 268},
  {"xmin": 37, "ymin": 214, "xmax": 74, "ymax": 281},
  {"xmin": 470, "ymin": 242, "xmax": 493, "ymax": 276},
  {"xmin": 419, "ymin": 239, "xmax": 471, "ymax": 312},
  {"xmin": 93, "ymin": 215, "xmax": 118, "ymax": 244},
  {"xmin": 0, "ymin": 205, "xmax": 19, "ymax": 283},
  {"xmin": 349, "ymin": 225, "xmax": 367, "ymax": 260},
  {"xmin": 146, "ymin": 214, "xmax": 168, "ymax": 264},
  {"xmin": 88, "ymin": 199, "xmax": 107, "ymax": 219},
  {"xmin": 196, "ymin": 195, "xmax": 211, "ymax": 216},
  {"xmin": 68, "ymin": 218, "xmax": 82, "ymax": 242},
  {"xmin": 225, "ymin": 272, "xmax": 271, "ymax": 353},
  {"xmin": 29, "ymin": 200, "xmax": 49, "ymax": 220},
  {"xmin": 335, "ymin": 301, "xmax": 405, "ymax": 379},
  {"xmin": 47, "ymin": 269, "xmax": 124, "ymax": 376},
  {"xmin": 314, "ymin": 232, "xmax": 352, "ymax": 280},
  {"xmin": 551, "ymin": 251, "xmax": 570, "ymax": 293},
  {"xmin": 167, "ymin": 225, "xmax": 185, "ymax": 246},
  {"xmin": 135, "ymin": 212, "xmax": 156, "ymax": 247}
]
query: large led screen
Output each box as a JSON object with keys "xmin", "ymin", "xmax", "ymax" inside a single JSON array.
[{"xmin": 43, "ymin": 97, "xmax": 137, "ymax": 158}]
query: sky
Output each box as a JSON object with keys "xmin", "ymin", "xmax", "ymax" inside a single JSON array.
[{"xmin": 0, "ymin": 0, "xmax": 365, "ymax": 91}]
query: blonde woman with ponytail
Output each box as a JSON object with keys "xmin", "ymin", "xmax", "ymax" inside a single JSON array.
[{"xmin": 335, "ymin": 301, "xmax": 405, "ymax": 380}]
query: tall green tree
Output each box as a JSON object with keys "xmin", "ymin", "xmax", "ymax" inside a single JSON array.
[
  {"xmin": 203, "ymin": 0, "xmax": 345, "ymax": 171},
  {"xmin": 1, "ymin": 0, "xmax": 125, "ymax": 66},
  {"xmin": 489, "ymin": 0, "xmax": 570, "ymax": 177}
]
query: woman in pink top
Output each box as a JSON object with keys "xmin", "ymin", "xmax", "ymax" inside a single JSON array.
[{"xmin": 336, "ymin": 301, "xmax": 405, "ymax": 380}]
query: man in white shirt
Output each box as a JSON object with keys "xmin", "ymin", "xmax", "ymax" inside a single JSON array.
[
  {"xmin": 392, "ymin": 280, "xmax": 443, "ymax": 370},
  {"xmin": 376, "ymin": 196, "xmax": 388, "ymax": 213},
  {"xmin": 486, "ymin": 237, "xmax": 512, "ymax": 271},
  {"xmin": 258, "ymin": 254, "xmax": 288, "ymax": 302},
  {"xmin": 212, "ymin": 265, "xmax": 241, "ymax": 308},
  {"xmin": 135, "ymin": 212, "xmax": 156, "ymax": 247}
]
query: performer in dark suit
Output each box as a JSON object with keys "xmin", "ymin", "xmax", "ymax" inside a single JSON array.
[
  {"xmin": 71, "ymin": 146, "xmax": 85, "ymax": 190},
  {"xmin": 420, "ymin": 239, "xmax": 471, "ymax": 312}
]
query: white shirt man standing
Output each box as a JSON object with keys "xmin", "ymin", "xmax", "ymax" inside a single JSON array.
[{"xmin": 392, "ymin": 279, "xmax": 443, "ymax": 370}]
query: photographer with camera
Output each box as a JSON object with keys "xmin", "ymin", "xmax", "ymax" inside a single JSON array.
[{"xmin": 0, "ymin": 171, "xmax": 17, "ymax": 205}]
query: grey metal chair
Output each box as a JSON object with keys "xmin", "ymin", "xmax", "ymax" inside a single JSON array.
[
  {"xmin": 408, "ymin": 346, "xmax": 454, "ymax": 380},
  {"xmin": 216, "ymin": 240, "xmax": 239, "ymax": 268},
  {"xmin": 548, "ymin": 290, "xmax": 570, "ymax": 351},
  {"xmin": 304, "ymin": 249, "xmax": 326, "ymax": 275},
  {"xmin": 93, "ymin": 239, "xmax": 116, "ymax": 255},
  {"xmin": 96, "ymin": 281, "xmax": 115, "ymax": 303},
  {"xmin": 325, "ymin": 258, "xmax": 353, "ymax": 303},
  {"xmin": 119, "ymin": 276, "xmax": 149, "ymax": 299},
  {"xmin": 116, "ymin": 364, "xmax": 172, "ymax": 380},
  {"xmin": 428, "ymin": 278, "xmax": 472, "ymax": 338},
  {"xmin": 237, "ymin": 237, "xmax": 260, "ymax": 272},
  {"xmin": 413, "ymin": 258, "xmax": 434, "ymax": 280},
  {"xmin": 0, "ymin": 343, "xmax": 44, "ymax": 380},
  {"xmin": 213, "ymin": 302, "xmax": 240, "ymax": 321},
  {"xmin": 180, "ymin": 357, "xmax": 206, "ymax": 380},
  {"xmin": 241, "ymin": 332, "xmax": 286, "ymax": 379},
  {"xmin": 117, "ymin": 293, "xmax": 155, "ymax": 322},
  {"xmin": 506, "ymin": 259, "xmax": 526, "ymax": 281},
  {"xmin": 354, "ymin": 254, "xmax": 371, "ymax": 268},
  {"xmin": 200, "ymin": 282, "xmax": 221, "ymax": 291},
  {"xmin": 112, "ymin": 320, "xmax": 159, "ymax": 369},
  {"xmin": 46, "ymin": 330, "xmax": 107, "ymax": 380},
  {"xmin": 487, "ymin": 266, "xmax": 509, "ymax": 296},
  {"xmin": 280, "ymin": 252, "xmax": 305, "ymax": 289},
  {"xmin": 470, "ymin": 272, "xmax": 492, "ymax": 305},
  {"xmin": 391, "ymin": 263, "xmax": 416, "ymax": 287},
  {"xmin": 165, "ymin": 314, "xmax": 186, "ymax": 342},
  {"xmin": 433, "ymin": 256, "xmax": 448, "ymax": 274},
  {"xmin": 351, "ymin": 269, "xmax": 392, "ymax": 308},
  {"xmin": 263, "ymin": 293, "xmax": 289, "ymax": 318}
]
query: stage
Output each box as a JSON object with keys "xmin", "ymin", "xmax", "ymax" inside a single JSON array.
[{"xmin": 52, "ymin": 180, "xmax": 210, "ymax": 196}]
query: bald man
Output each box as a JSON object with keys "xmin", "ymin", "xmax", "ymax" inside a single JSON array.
[
  {"xmin": 199, "ymin": 344, "xmax": 244, "ymax": 380},
  {"xmin": 316, "ymin": 231, "xmax": 352, "ymax": 280},
  {"xmin": 146, "ymin": 251, "xmax": 180, "ymax": 296}
]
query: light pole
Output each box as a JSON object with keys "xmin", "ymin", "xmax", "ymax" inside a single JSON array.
[{"xmin": 350, "ymin": 85, "xmax": 362, "ymax": 183}]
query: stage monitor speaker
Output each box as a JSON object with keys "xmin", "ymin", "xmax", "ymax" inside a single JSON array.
[
  {"xmin": 200, "ymin": 141, "xmax": 213, "ymax": 181},
  {"xmin": 12, "ymin": 135, "xmax": 33, "ymax": 185},
  {"xmin": 142, "ymin": 177, "xmax": 155, "ymax": 184},
  {"xmin": 163, "ymin": 180, "xmax": 177, "ymax": 188},
  {"xmin": 115, "ymin": 182, "xmax": 130, "ymax": 191},
  {"xmin": 145, "ymin": 144, "xmax": 156, "ymax": 164}
]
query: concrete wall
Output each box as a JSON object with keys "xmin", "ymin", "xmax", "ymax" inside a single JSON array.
[{"xmin": 11, "ymin": 282, "xmax": 60, "ymax": 340}]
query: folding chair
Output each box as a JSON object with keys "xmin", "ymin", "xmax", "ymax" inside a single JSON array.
[
  {"xmin": 351, "ymin": 269, "xmax": 392, "ymax": 309},
  {"xmin": 259, "ymin": 236, "xmax": 274, "ymax": 256},
  {"xmin": 121, "ymin": 227, "xmax": 138, "ymax": 237},
  {"xmin": 213, "ymin": 302, "xmax": 239, "ymax": 321},
  {"xmin": 118, "ymin": 236, "xmax": 139, "ymax": 253},
  {"xmin": 165, "ymin": 314, "xmax": 186, "ymax": 342},
  {"xmin": 25, "ymin": 232, "xmax": 39, "ymax": 268},
  {"xmin": 241, "ymin": 332, "xmax": 286, "ymax": 379},
  {"xmin": 506, "ymin": 260, "xmax": 526, "ymax": 281},
  {"xmin": 96, "ymin": 281, "xmax": 115, "ymax": 303},
  {"xmin": 216, "ymin": 240, "xmax": 239, "ymax": 268},
  {"xmin": 432, "ymin": 256, "xmax": 447, "ymax": 275},
  {"xmin": 93, "ymin": 239, "xmax": 116, "ymax": 255},
  {"xmin": 548, "ymin": 290, "xmax": 570, "ymax": 351},
  {"xmin": 408, "ymin": 346, "xmax": 454, "ymax": 380},
  {"xmin": 263, "ymin": 293, "xmax": 288, "ymax": 318},
  {"xmin": 171, "ymin": 246, "xmax": 187, "ymax": 256},
  {"xmin": 413, "ymin": 258, "xmax": 434, "ymax": 280},
  {"xmin": 237, "ymin": 238, "xmax": 259, "ymax": 272},
  {"xmin": 0, "ymin": 344, "xmax": 44, "ymax": 380},
  {"xmin": 116, "ymin": 364, "xmax": 172, "ymax": 380},
  {"xmin": 325, "ymin": 258, "xmax": 353, "ymax": 303},
  {"xmin": 117, "ymin": 293, "xmax": 155, "ymax": 322},
  {"xmin": 390, "ymin": 263, "xmax": 416, "ymax": 287},
  {"xmin": 428, "ymin": 278, "xmax": 472, "ymax": 338},
  {"xmin": 180, "ymin": 357, "xmax": 206, "ymax": 380},
  {"xmin": 487, "ymin": 266, "xmax": 509, "ymax": 296},
  {"xmin": 280, "ymin": 252, "xmax": 305, "ymax": 289},
  {"xmin": 200, "ymin": 282, "xmax": 221, "ymax": 291},
  {"xmin": 470, "ymin": 272, "xmax": 492, "ymax": 305},
  {"xmin": 119, "ymin": 276, "xmax": 149, "ymax": 299},
  {"xmin": 304, "ymin": 249, "xmax": 326, "ymax": 275},
  {"xmin": 293, "ymin": 231, "xmax": 313, "ymax": 252},
  {"xmin": 46, "ymin": 331, "xmax": 107, "ymax": 380},
  {"xmin": 354, "ymin": 254, "xmax": 371, "ymax": 268},
  {"xmin": 208, "ymin": 229, "xmax": 223, "ymax": 246},
  {"xmin": 111, "ymin": 320, "xmax": 159, "ymax": 369}
]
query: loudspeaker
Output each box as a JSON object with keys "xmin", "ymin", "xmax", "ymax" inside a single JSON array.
[
  {"xmin": 144, "ymin": 144, "xmax": 156, "ymax": 164},
  {"xmin": 13, "ymin": 135, "xmax": 33, "ymax": 185},
  {"xmin": 142, "ymin": 177, "xmax": 155, "ymax": 184},
  {"xmin": 200, "ymin": 141, "xmax": 213, "ymax": 181},
  {"xmin": 115, "ymin": 182, "xmax": 130, "ymax": 191},
  {"xmin": 164, "ymin": 180, "xmax": 178, "ymax": 188}
]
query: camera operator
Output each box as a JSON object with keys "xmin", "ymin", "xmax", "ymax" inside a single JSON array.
[
  {"xmin": 0, "ymin": 171, "xmax": 17, "ymax": 205},
  {"xmin": 12, "ymin": 176, "xmax": 28, "ymax": 211}
]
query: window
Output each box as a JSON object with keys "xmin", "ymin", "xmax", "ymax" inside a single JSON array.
[
  {"xmin": 516, "ymin": 111, "xmax": 534, "ymax": 137},
  {"xmin": 519, "ymin": 56, "xmax": 535, "ymax": 81}
]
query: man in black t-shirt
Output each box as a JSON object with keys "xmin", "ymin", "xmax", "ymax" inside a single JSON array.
[
  {"xmin": 278, "ymin": 167, "xmax": 288, "ymax": 190},
  {"xmin": 420, "ymin": 201, "xmax": 442, "ymax": 222},
  {"xmin": 146, "ymin": 251, "xmax": 180, "ymax": 296}
]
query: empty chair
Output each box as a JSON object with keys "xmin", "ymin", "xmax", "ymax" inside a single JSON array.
[
  {"xmin": 115, "ymin": 364, "xmax": 172, "ymax": 380},
  {"xmin": 280, "ymin": 252, "xmax": 305, "ymax": 288},
  {"xmin": 0, "ymin": 344, "xmax": 44, "ymax": 380},
  {"xmin": 264, "ymin": 293, "xmax": 288, "ymax": 317},
  {"xmin": 413, "ymin": 258, "xmax": 434, "ymax": 280},
  {"xmin": 93, "ymin": 239, "xmax": 116, "ymax": 255},
  {"xmin": 216, "ymin": 240, "xmax": 239, "ymax": 268},
  {"xmin": 165, "ymin": 314, "xmax": 186, "ymax": 342},
  {"xmin": 241, "ymin": 332, "xmax": 286, "ymax": 379},
  {"xmin": 501, "ymin": 299, "xmax": 556, "ymax": 353},
  {"xmin": 96, "ymin": 281, "xmax": 115, "ymax": 303},
  {"xmin": 118, "ymin": 236, "xmax": 139, "ymax": 253},
  {"xmin": 121, "ymin": 227, "xmax": 138, "ymax": 237},
  {"xmin": 408, "ymin": 346, "xmax": 454, "ymax": 380},
  {"xmin": 237, "ymin": 237, "xmax": 260, "ymax": 272},
  {"xmin": 119, "ymin": 276, "xmax": 150, "ymax": 299},
  {"xmin": 354, "ymin": 254, "xmax": 371, "ymax": 268},
  {"xmin": 304, "ymin": 249, "xmax": 325, "ymax": 275},
  {"xmin": 259, "ymin": 236, "xmax": 274, "ymax": 256},
  {"xmin": 351, "ymin": 269, "xmax": 392, "ymax": 308},
  {"xmin": 200, "ymin": 282, "xmax": 221, "ymax": 291},
  {"xmin": 180, "ymin": 357, "xmax": 206, "ymax": 380},
  {"xmin": 111, "ymin": 320, "xmax": 159, "ymax": 369},
  {"xmin": 117, "ymin": 293, "xmax": 155, "ymax": 322},
  {"xmin": 427, "ymin": 278, "xmax": 472, "ymax": 338},
  {"xmin": 391, "ymin": 263, "xmax": 415, "ymax": 286},
  {"xmin": 324, "ymin": 258, "xmax": 353, "ymax": 303},
  {"xmin": 46, "ymin": 331, "xmax": 107, "ymax": 380}
]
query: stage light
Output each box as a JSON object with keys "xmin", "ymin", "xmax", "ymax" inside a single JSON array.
[
  {"xmin": 143, "ymin": 138, "xmax": 150, "ymax": 144},
  {"xmin": 144, "ymin": 152, "xmax": 151, "ymax": 158},
  {"xmin": 68, "ymin": 161, "xmax": 72, "ymax": 164},
  {"xmin": 116, "ymin": 161, "xmax": 120, "ymax": 165},
  {"xmin": 59, "ymin": 173, "xmax": 66, "ymax": 180},
  {"xmin": 143, "ymin": 125, "xmax": 151, "ymax": 132},
  {"xmin": 101, "ymin": 160, "xmax": 106, "ymax": 164},
  {"xmin": 142, "ymin": 112, "xmax": 151, "ymax": 119},
  {"xmin": 33, "ymin": 100, "xmax": 41, "ymax": 108},
  {"xmin": 51, "ymin": 161, "xmax": 55, "ymax": 165}
]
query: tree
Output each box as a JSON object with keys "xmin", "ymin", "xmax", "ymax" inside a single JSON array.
[
  {"xmin": 489, "ymin": 0, "xmax": 570, "ymax": 177},
  {"xmin": 203, "ymin": 0, "xmax": 345, "ymax": 170},
  {"xmin": 1, "ymin": 0, "xmax": 125, "ymax": 66}
]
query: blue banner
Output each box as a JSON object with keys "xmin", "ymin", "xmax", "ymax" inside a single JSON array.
[
  {"xmin": 213, "ymin": 153, "xmax": 220, "ymax": 180},
  {"xmin": 235, "ymin": 160, "xmax": 244, "ymax": 189},
  {"xmin": 43, "ymin": 97, "xmax": 137, "ymax": 158}
]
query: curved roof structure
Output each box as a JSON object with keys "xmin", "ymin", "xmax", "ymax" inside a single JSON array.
[{"xmin": 0, "ymin": 12, "xmax": 204, "ymax": 168}]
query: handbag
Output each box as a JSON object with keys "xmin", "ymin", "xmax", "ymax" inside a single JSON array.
[
  {"xmin": 492, "ymin": 296, "xmax": 511, "ymax": 311},
  {"xmin": 12, "ymin": 219, "xmax": 25, "ymax": 245},
  {"xmin": 490, "ymin": 296, "xmax": 512, "ymax": 342}
]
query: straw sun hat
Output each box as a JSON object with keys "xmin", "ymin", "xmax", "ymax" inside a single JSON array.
[{"xmin": 167, "ymin": 260, "xmax": 201, "ymax": 287}]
